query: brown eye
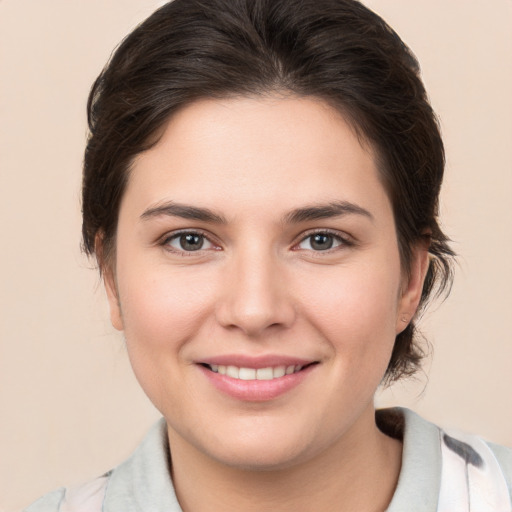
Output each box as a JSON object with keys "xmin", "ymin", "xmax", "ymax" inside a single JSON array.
[
  {"xmin": 297, "ymin": 232, "xmax": 348, "ymax": 251},
  {"xmin": 165, "ymin": 232, "xmax": 214, "ymax": 252},
  {"xmin": 180, "ymin": 233, "xmax": 204, "ymax": 251},
  {"xmin": 310, "ymin": 233, "xmax": 334, "ymax": 250}
]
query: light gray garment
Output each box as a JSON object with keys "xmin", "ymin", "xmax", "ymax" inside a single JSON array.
[{"xmin": 24, "ymin": 408, "xmax": 512, "ymax": 512}]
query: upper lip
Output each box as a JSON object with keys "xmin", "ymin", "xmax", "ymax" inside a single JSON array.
[{"xmin": 198, "ymin": 354, "xmax": 317, "ymax": 369}]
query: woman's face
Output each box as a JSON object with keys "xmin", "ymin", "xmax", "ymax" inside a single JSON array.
[{"xmin": 106, "ymin": 95, "xmax": 426, "ymax": 470}]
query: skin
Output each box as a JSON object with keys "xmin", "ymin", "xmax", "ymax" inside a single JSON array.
[{"xmin": 104, "ymin": 95, "xmax": 429, "ymax": 511}]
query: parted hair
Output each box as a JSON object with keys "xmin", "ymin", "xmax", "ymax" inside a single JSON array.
[{"xmin": 82, "ymin": 0, "xmax": 454, "ymax": 383}]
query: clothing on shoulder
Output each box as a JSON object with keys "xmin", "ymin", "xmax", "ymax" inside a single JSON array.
[{"xmin": 24, "ymin": 408, "xmax": 512, "ymax": 512}]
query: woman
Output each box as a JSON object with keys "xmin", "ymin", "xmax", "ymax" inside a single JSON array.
[{"xmin": 25, "ymin": 0, "xmax": 512, "ymax": 510}]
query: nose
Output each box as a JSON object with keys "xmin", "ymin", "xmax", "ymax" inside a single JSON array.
[{"xmin": 215, "ymin": 249, "xmax": 296, "ymax": 338}]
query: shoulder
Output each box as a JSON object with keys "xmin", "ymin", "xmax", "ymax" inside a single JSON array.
[
  {"xmin": 24, "ymin": 488, "xmax": 65, "ymax": 512},
  {"xmin": 487, "ymin": 440, "xmax": 512, "ymax": 470},
  {"xmin": 438, "ymin": 427, "xmax": 512, "ymax": 511},
  {"xmin": 379, "ymin": 407, "xmax": 512, "ymax": 512},
  {"xmin": 23, "ymin": 418, "xmax": 174, "ymax": 512},
  {"xmin": 24, "ymin": 476, "xmax": 108, "ymax": 512},
  {"xmin": 485, "ymin": 440, "xmax": 512, "ymax": 497}
]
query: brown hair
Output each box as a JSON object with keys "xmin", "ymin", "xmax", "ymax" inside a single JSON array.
[{"xmin": 82, "ymin": 0, "xmax": 454, "ymax": 383}]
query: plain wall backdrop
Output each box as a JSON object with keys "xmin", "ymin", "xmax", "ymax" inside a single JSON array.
[{"xmin": 1, "ymin": 0, "xmax": 511, "ymax": 509}]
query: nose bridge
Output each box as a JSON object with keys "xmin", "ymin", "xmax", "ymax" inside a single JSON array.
[{"xmin": 216, "ymin": 241, "xmax": 295, "ymax": 336}]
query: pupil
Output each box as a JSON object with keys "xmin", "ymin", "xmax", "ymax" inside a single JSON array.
[
  {"xmin": 311, "ymin": 233, "xmax": 333, "ymax": 250},
  {"xmin": 180, "ymin": 233, "xmax": 203, "ymax": 251}
]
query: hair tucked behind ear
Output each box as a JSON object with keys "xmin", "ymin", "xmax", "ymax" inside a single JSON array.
[{"xmin": 82, "ymin": 0, "xmax": 455, "ymax": 383}]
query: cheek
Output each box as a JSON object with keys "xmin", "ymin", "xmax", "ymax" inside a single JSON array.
[
  {"xmin": 119, "ymin": 266, "xmax": 218, "ymax": 342},
  {"xmin": 294, "ymin": 260, "xmax": 401, "ymax": 358},
  {"xmin": 115, "ymin": 262, "xmax": 218, "ymax": 385},
  {"xmin": 115, "ymin": 263, "xmax": 221, "ymax": 412}
]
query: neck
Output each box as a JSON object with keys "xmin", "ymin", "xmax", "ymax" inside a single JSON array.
[{"xmin": 167, "ymin": 405, "xmax": 402, "ymax": 512}]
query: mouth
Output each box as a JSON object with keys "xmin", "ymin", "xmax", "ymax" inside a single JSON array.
[
  {"xmin": 200, "ymin": 363, "xmax": 316, "ymax": 381},
  {"xmin": 197, "ymin": 355, "xmax": 319, "ymax": 401}
]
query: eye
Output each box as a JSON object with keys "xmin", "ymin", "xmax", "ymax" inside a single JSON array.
[
  {"xmin": 164, "ymin": 232, "xmax": 216, "ymax": 252},
  {"xmin": 296, "ymin": 231, "xmax": 349, "ymax": 251}
]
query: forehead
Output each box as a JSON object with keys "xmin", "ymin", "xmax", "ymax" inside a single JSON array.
[{"xmin": 124, "ymin": 95, "xmax": 389, "ymax": 221}]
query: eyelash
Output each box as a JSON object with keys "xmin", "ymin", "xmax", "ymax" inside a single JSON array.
[
  {"xmin": 159, "ymin": 229, "xmax": 354, "ymax": 256},
  {"xmin": 294, "ymin": 229, "xmax": 355, "ymax": 253},
  {"xmin": 160, "ymin": 229, "xmax": 219, "ymax": 257}
]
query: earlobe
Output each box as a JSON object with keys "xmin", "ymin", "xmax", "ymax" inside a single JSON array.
[
  {"xmin": 396, "ymin": 245, "xmax": 430, "ymax": 334},
  {"xmin": 95, "ymin": 233, "xmax": 124, "ymax": 332},
  {"xmin": 104, "ymin": 268, "xmax": 124, "ymax": 331}
]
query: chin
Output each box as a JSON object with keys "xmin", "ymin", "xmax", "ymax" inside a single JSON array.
[
  {"xmin": 182, "ymin": 416, "xmax": 326, "ymax": 472},
  {"xmin": 208, "ymin": 440, "xmax": 312, "ymax": 472}
]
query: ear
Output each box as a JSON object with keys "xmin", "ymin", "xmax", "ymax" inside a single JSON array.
[
  {"xmin": 95, "ymin": 233, "xmax": 124, "ymax": 332},
  {"xmin": 396, "ymin": 243, "xmax": 430, "ymax": 334},
  {"xmin": 104, "ymin": 267, "xmax": 124, "ymax": 331}
]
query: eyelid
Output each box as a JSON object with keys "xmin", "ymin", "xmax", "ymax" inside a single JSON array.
[
  {"xmin": 292, "ymin": 228, "xmax": 355, "ymax": 251},
  {"xmin": 159, "ymin": 229, "xmax": 221, "ymax": 255},
  {"xmin": 157, "ymin": 227, "xmax": 354, "ymax": 256}
]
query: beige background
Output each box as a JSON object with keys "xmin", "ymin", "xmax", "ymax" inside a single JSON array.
[{"xmin": 1, "ymin": 0, "xmax": 511, "ymax": 509}]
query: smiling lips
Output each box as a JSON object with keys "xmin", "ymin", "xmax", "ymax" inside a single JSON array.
[
  {"xmin": 208, "ymin": 364, "xmax": 304, "ymax": 380},
  {"xmin": 198, "ymin": 357, "xmax": 317, "ymax": 401}
]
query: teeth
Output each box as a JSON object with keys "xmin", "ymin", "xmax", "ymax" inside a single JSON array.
[
  {"xmin": 239, "ymin": 368, "xmax": 256, "ymax": 380},
  {"xmin": 256, "ymin": 367, "xmax": 273, "ymax": 380},
  {"xmin": 273, "ymin": 366, "xmax": 286, "ymax": 378},
  {"xmin": 226, "ymin": 365, "xmax": 239, "ymax": 378},
  {"xmin": 210, "ymin": 364, "xmax": 303, "ymax": 380}
]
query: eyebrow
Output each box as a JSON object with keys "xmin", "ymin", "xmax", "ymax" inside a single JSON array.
[
  {"xmin": 140, "ymin": 202, "xmax": 227, "ymax": 224},
  {"xmin": 283, "ymin": 201, "xmax": 374, "ymax": 224},
  {"xmin": 140, "ymin": 200, "xmax": 373, "ymax": 224}
]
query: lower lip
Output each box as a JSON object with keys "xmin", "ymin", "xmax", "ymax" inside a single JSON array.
[{"xmin": 198, "ymin": 364, "xmax": 316, "ymax": 402}]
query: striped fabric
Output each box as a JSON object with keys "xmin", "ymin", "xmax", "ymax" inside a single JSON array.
[{"xmin": 438, "ymin": 429, "xmax": 511, "ymax": 511}]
